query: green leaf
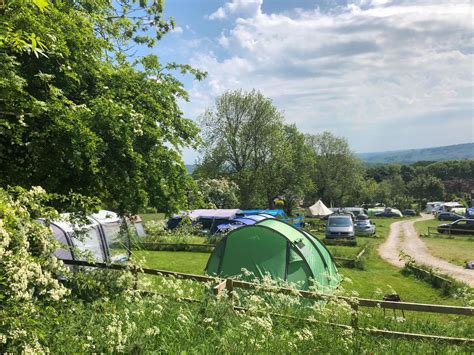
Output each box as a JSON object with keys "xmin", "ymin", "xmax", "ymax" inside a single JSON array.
[{"xmin": 32, "ymin": 0, "xmax": 49, "ymax": 12}]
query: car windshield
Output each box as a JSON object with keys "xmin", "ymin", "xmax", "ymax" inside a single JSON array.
[{"xmin": 329, "ymin": 217, "xmax": 351, "ymax": 227}]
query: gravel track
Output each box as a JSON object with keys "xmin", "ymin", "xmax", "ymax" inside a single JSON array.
[{"xmin": 378, "ymin": 214, "xmax": 474, "ymax": 288}]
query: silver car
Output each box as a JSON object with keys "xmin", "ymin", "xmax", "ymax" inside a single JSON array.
[
  {"xmin": 326, "ymin": 214, "xmax": 355, "ymax": 239},
  {"xmin": 355, "ymin": 219, "xmax": 376, "ymax": 236}
]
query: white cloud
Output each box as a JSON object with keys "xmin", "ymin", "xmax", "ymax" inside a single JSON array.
[
  {"xmin": 187, "ymin": 0, "xmax": 473, "ymax": 155},
  {"xmin": 170, "ymin": 26, "xmax": 183, "ymax": 34},
  {"xmin": 208, "ymin": 0, "xmax": 262, "ymax": 20}
]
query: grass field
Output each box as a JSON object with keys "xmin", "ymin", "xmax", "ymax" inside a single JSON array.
[
  {"xmin": 414, "ymin": 218, "xmax": 443, "ymax": 236},
  {"xmin": 414, "ymin": 218, "xmax": 474, "ymax": 267},
  {"xmin": 131, "ymin": 216, "xmax": 471, "ymax": 306},
  {"xmin": 140, "ymin": 213, "xmax": 165, "ymax": 222},
  {"xmin": 422, "ymin": 237, "xmax": 474, "ymax": 266}
]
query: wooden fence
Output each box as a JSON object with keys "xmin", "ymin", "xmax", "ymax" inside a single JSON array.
[
  {"xmin": 427, "ymin": 226, "xmax": 474, "ymax": 237},
  {"xmin": 61, "ymin": 259, "xmax": 473, "ymax": 316},
  {"xmin": 60, "ymin": 259, "xmax": 474, "ymax": 345}
]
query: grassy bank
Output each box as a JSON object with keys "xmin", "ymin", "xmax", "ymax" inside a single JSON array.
[
  {"xmin": 414, "ymin": 218, "xmax": 474, "ymax": 267},
  {"xmin": 132, "ymin": 217, "xmax": 471, "ymax": 306}
]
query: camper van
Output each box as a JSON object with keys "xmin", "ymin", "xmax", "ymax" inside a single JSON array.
[
  {"xmin": 426, "ymin": 202, "xmax": 443, "ymax": 213},
  {"xmin": 433, "ymin": 202, "xmax": 465, "ymax": 215}
]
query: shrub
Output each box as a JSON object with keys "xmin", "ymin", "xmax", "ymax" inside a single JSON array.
[{"xmin": 0, "ymin": 187, "xmax": 70, "ymax": 351}]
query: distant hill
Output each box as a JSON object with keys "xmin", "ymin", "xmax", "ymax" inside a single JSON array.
[{"xmin": 357, "ymin": 143, "xmax": 474, "ymax": 164}]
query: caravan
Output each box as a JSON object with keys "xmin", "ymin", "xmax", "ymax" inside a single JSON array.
[
  {"xmin": 433, "ymin": 202, "xmax": 465, "ymax": 215},
  {"xmin": 426, "ymin": 201, "xmax": 443, "ymax": 213}
]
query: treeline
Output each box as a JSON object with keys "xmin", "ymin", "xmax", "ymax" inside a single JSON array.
[
  {"xmin": 190, "ymin": 90, "xmax": 473, "ymax": 214},
  {"xmin": 365, "ymin": 160, "xmax": 474, "ymax": 208}
]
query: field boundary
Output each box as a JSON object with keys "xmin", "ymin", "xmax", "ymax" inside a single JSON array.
[
  {"xmin": 427, "ymin": 226, "xmax": 474, "ymax": 237},
  {"xmin": 61, "ymin": 259, "xmax": 473, "ymax": 345},
  {"xmin": 152, "ymin": 289, "xmax": 474, "ymax": 345},
  {"xmin": 61, "ymin": 259, "xmax": 474, "ymax": 316}
]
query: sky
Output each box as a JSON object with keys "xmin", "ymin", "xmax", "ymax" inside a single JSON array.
[{"xmin": 153, "ymin": 0, "xmax": 473, "ymax": 164}]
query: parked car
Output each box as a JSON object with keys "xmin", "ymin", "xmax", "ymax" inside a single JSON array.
[
  {"xmin": 437, "ymin": 219, "xmax": 474, "ymax": 235},
  {"xmin": 342, "ymin": 207, "xmax": 368, "ymax": 217},
  {"xmin": 354, "ymin": 219, "xmax": 376, "ymax": 236},
  {"xmin": 402, "ymin": 209, "xmax": 417, "ymax": 216},
  {"xmin": 325, "ymin": 214, "xmax": 355, "ymax": 239},
  {"xmin": 375, "ymin": 208, "xmax": 402, "ymax": 218},
  {"xmin": 437, "ymin": 212, "xmax": 465, "ymax": 221}
]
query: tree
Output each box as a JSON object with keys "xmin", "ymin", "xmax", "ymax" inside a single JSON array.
[
  {"xmin": 263, "ymin": 124, "xmax": 315, "ymax": 214},
  {"xmin": 305, "ymin": 132, "xmax": 363, "ymax": 207},
  {"xmin": 0, "ymin": 0, "xmax": 205, "ymax": 214},
  {"xmin": 196, "ymin": 178, "xmax": 240, "ymax": 209},
  {"xmin": 197, "ymin": 90, "xmax": 284, "ymax": 208},
  {"xmin": 407, "ymin": 175, "xmax": 445, "ymax": 208}
]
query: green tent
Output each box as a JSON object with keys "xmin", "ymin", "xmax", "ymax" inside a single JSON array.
[{"xmin": 205, "ymin": 219, "xmax": 340, "ymax": 292}]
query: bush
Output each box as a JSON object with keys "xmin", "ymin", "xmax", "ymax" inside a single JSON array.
[
  {"xmin": 0, "ymin": 187, "xmax": 135, "ymax": 351},
  {"xmin": 0, "ymin": 187, "xmax": 70, "ymax": 351}
]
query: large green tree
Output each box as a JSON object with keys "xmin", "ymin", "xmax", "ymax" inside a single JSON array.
[
  {"xmin": 407, "ymin": 175, "xmax": 445, "ymax": 208},
  {"xmin": 0, "ymin": 0, "xmax": 205, "ymax": 214},
  {"xmin": 262, "ymin": 124, "xmax": 315, "ymax": 214},
  {"xmin": 305, "ymin": 132, "xmax": 363, "ymax": 207},
  {"xmin": 196, "ymin": 89, "xmax": 284, "ymax": 208}
]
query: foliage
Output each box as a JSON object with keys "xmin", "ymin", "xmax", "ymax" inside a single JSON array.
[
  {"xmin": 305, "ymin": 132, "xmax": 363, "ymax": 207},
  {"xmin": 263, "ymin": 124, "xmax": 315, "ymax": 214},
  {"xmin": 196, "ymin": 89, "xmax": 285, "ymax": 208},
  {"xmin": 402, "ymin": 260, "xmax": 473, "ymax": 298},
  {"xmin": 0, "ymin": 186, "xmax": 137, "ymax": 351},
  {"xmin": 6, "ymin": 287, "xmax": 472, "ymax": 353},
  {"xmin": 407, "ymin": 175, "xmax": 445, "ymax": 207},
  {"xmin": 196, "ymin": 91, "xmax": 315, "ymax": 212},
  {"xmin": 138, "ymin": 217, "xmax": 206, "ymax": 245},
  {"xmin": 0, "ymin": 186, "xmax": 70, "ymax": 351},
  {"xmin": 0, "ymin": 0, "xmax": 205, "ymax": 214},
  {"xmin": 365, "ymin": 160, "xmax": 474, "ymax": 208},
  {"xmin": 196, "ymin": 178, "xmax": 240, "ymax": 209}
]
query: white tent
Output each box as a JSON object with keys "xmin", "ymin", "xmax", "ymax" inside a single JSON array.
[
  {"xmin": 308, "ymin": 200, "xmax": 333, "ymax": 217},
  {"xmin": 42, "ymin": 210, "xmax": 131, "ymax": 263}
]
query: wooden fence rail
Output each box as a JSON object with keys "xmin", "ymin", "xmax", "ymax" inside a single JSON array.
[
  {"xmin": 61, "ymin": 259, "xmax": 474, "ymax": 316},
  {"xmin": 427, "ymin": 226, "xmax": 474, "ymax": 237}
]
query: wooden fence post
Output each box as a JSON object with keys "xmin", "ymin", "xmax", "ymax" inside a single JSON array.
[
  {"xmin": 133, "ymin": 268, "xmax": 139, "ymax": 290},
  {"xmin": 350, "ymin": 300, "xmax": 359, "ymax": 329},
  {"xmin": 213, "ymin": 279, "xmax": 227, "ymax": 298},
  {"xmin": 226, "ymin": 279, "xmax": 234, "ymax": 304}
]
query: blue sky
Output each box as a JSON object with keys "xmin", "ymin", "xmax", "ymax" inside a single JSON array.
[{"xmin": 151, "ymin": 0, "xmax": 473, "ymax": 164}]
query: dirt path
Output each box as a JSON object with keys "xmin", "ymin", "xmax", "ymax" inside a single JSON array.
[{"xmin": 378, "ymin": 214, "xmax": 474, "ymax": 287}]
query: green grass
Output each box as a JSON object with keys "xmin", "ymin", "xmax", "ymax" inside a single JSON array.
[
  {"xmin": 335, "ymin": 217, "xmax": 469, "ymax": 305},
  {"xmin": 132, "ymin": 250, "xmax": 209, "ymax": 274},
  {"xmin": 132, "ymin": 217, "xmax": 471, "ymax": 306},
  {"xmin": 414, "ymin": 218, "xmax": 474, "ymax": 266},
  {"xmin": 422, "ymin": 236, "xmax": 474, "ymax": 266},
  {"xmin": 140, "ymin": 213, "xmax": 165, "ymax": 222},
  {"xmin": 414, "ymin": 218, "xmax": 443, "ymax": 236}
]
